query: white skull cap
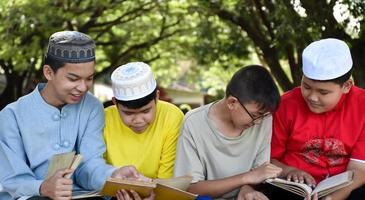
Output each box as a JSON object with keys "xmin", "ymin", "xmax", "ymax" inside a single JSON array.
[
  {"xmin": 111, "ymin": 62, "xmax": 157, "ymax": 101},
  {"xmin": 302, "ymin": 38, "xmax": 352, "ymax": 80}
]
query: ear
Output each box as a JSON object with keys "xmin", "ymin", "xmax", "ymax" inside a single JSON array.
[
  {"xmin": 341, "ymin": 79, "xmax": 353, "ymax": 94},
  {"xmin": 43, "ymin": 65, "xmax": 54, "ymax": 81},
  {"xmin": 112, "ymin": 97, "xmax": 117, "ymax": 105},
  {"xmin": 156, "ymin": 89, "xmax": 160, "ymax": 100},
  {"xmin": 226, "ymin": 96, "xmax": 238, "ymax": 110}
]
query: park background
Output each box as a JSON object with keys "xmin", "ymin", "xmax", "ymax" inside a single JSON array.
[{"xmin": 0, "ymin": 0, "xmax": 364, "ymax": 110}]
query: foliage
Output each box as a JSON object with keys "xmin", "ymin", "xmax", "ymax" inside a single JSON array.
[
  {"xmin": 0, "ymin": 0, "xmax": 191, "ymax": 108},
  {"xmin": 0, "ymin": 0, "xmax": 364, "ymax": 109},
  {"xmin": 190, "ymin": 0, "xmax": 365, "ymax": 92}
]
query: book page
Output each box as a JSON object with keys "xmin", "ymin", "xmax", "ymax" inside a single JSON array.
[
  {"xmin": 313, "ymin": 171, "xmax": 353, "ymax": 197},
  {"xmin": 154, "ymin": 175, "xmax": 192, "ymax": 191},
  {"xmin": 46, "ymin": 151, "xmax": 76, "ymax": 179},
  {"xmin": 65, "ymin": 154, "xmax": 83, "ymax": 179},
  {"xmin": 265, "ymin": 178, "xmax": 312, "ymax": 197},
  {"xmin": 72, "ymin": 190, "xmax": 100, "ymax": 199},
  {"xmin": 154, "ymin": 183, "xmax": 197, "ymax": 200}
]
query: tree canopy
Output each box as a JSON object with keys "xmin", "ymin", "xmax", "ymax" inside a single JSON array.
[{"xmin": 0, "ymin": 0, "xmax": 364, "ymax": 109}]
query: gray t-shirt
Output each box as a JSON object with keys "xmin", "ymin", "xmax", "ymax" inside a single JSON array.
[{"xmin": 174, "ymin": 103, "xmax": 272, "ymax": 199}]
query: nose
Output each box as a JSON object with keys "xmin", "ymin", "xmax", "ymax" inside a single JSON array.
[
  {"xmin": 307, "ymin": 92, "xmax": 319, "ymax": 102},
  {"xmin": 132, "ymin": 114, "xmax": 144, "ymax": 124},
  {"xmin": 76, "ymin": 80, "xmax": 88, "ymax": 92}
]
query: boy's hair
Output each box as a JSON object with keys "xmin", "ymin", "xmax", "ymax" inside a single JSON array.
[
  {"xmin": 115, "ymin": 88, "xmax": 157, "ymax": 109},
  {"xmin": 44, "ymin": 55, "xmax": 66, "ymax": 73},
  {"xmin": 226, "ymin": 65, "xmax": 280, "ymax": 112},
  {"xmin": 308, "ymin": 68, "xmax": 352, "ymax": 86}
]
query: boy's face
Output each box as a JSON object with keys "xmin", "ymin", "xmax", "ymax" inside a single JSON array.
[
  {"xmin": 115, "ymin": 99, "xmax": 157, "ymax": 133},
  {"xmin": 300, "ymin": 75, "xmax": 352, "ymax": 114},
  {"xmin": 229, "ymin": 97, "xmax": 270, "ymax": 129},
  {"xmin": 44, "ymin": 61, "xmax": 95, "ymax": 107}
]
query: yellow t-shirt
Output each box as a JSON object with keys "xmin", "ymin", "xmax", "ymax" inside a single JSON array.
[{"xmin": 103, "ymin": 100, "xmax": 184, "ymax": 178}]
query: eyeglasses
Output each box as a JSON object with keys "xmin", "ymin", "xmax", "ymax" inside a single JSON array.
[{"xmin": 233, "ymin": 96, "xmax": 271, "ymax": 124}]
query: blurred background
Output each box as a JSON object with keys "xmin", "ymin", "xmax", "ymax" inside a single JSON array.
[{"xmin": 0, "ymin": 0, "xmax": 364, "ymax": 111}]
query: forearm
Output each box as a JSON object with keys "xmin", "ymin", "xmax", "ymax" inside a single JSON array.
[
  {"xmin": 271, "ymin": 159, "xmax": 295, "ymax": 176},
  {"xmin": 75, "ymin": 160, "xmax": 116, "ymax": 190},
  {"xmin": 2, "ymin": 179, "xmax": 43, "ymax": 198}
]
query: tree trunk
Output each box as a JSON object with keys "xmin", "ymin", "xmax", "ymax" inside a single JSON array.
[{"xmin": 351, "ymin": 39, "xmax": 365, "ymax": 88}]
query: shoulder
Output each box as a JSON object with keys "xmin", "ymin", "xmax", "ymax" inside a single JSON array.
[
  {"xmin": 158, "ymin": 100, "xmax": 183, "ymax": 113},
  {"xmin": 281, "ymin": 87, "xmax": 302, "ymax": 103},
  {"xmin": 183, "ymin": 104, "xmax": 210, "ymax": 126},
  {"xmin": 79, "ymin": 92, "xmax": 103, "ymax": 111},
  {"xmin": 1, "ymin": 88, "xmax": 37, "ymax": 115},
  {"xmin": 157, "ymin": 100, "xmax": 184, "ymax": 119},
  {"xmin": 348, "ymin": 86, "xmax": 365, "ymax": 102},
  {"xmin": 277, "ymin": 87, "xmax": 306, "ymax": 111},
  {"xmin": 83, "ymin": 92, "xmax": 103, "ymax": 106},
  {"xmin": 104, "ymin": 104, "xmax": 118, "ymax": 114}
]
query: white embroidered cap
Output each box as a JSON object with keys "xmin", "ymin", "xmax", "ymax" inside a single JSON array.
[
  {"xmin": 111, "ymin": 62, "xmax": 157, "ymax": 101},
  {"xmin": 302, "ymin": 38, "xmax": 352, "ymax": 80}
]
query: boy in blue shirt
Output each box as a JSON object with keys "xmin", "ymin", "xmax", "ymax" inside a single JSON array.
[{"xmin": 0, "ymin": 31, "xmax": 148, "ymax": 200}]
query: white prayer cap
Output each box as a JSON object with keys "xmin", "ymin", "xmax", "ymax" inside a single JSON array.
[
  {"xmin": 302, "ymin": 38, "xmax": 352, "ymax": 80},
  {"xmin": 111, "ymin": 62, "xmax": 157, "ymax": 101}
]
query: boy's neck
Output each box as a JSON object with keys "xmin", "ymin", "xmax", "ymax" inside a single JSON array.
[{"xmin": 209, "ymin": 99, "xmax": 246, "ymax": 137}]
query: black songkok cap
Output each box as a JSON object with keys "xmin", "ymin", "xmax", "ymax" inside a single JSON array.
[{"xmin": 46, "ymin": 31, "xmax": 95, "ymax": 63}]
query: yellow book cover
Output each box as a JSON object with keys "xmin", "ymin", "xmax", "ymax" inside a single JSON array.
[{"xmin": 100, "ymin": 175, "xmax": 197, "ymax": 199}]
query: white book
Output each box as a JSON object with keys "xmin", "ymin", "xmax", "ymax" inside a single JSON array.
[{"xmin": 265, "ymin": 171, "xmax": 354, "ymax": 198}]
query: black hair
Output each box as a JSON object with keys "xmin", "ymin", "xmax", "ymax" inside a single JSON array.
[
  {"xmin": 309, "ymin": 68, "xmax": 352, "ymax": 85},
  {"xmin": 44, "ymin": 55, "xmax": 66, "ymax": 73},
  {"xmin": 226, "ymin": 65, "xmax": 280, "ymax": 112},
  {"xmin": 115, "ymin": 88, "xmax": 157, "ymax": 109},
  {"xmin": 44, "ymin": 54, "xmax": 96, "ymax": 73}
]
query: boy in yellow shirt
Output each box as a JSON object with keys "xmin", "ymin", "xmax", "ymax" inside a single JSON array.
[{"xmin": 103, "ymin": 62, "xmax": 184, "ymax": 179}]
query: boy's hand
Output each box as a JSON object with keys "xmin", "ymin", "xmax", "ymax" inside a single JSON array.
[
  {"xmin": 116, "ymin": 189, "xmax": 155, "ymax": 200},
  {"xmin": 238, "ymin": 185, "xmax": 268, "ymax": 200},
  {"xmin": 245, "ymin": 162, "xmax": 282, "ymax": 184},
  {"xmin": 112, "ymin": 165, "xmax": 152, "ymax": 182},
  {"xmin": 40, "ymin": 168, "xmax": 74, "ymax": 200},
  {"xmin": 285, "ymin": 167, "xmax": 316, "ymax": 187}
]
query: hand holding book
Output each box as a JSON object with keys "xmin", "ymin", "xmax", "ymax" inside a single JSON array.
[
  {"xmin": 265, "ymin": 171, "xmax": 354, "ymax": 198},
  {"xmin": 42, "ymin": 152, "xmax": 83, "ymax": 199},
  {"xmin": 245, "ymin": 162, "xmax": 283, "ymax": 184},
  {"xmin": 284, "ymin": 167, "xmax": 317, "ymax": 187}
]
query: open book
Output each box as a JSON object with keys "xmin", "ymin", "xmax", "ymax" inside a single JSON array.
[
  {"xmin": 70, "ymin": 175, "xmax": 196, "ymax": 199},
  {"xmin": 47, "ymin": 152, "xmax": 196, "ymax": 199},
  {"xmin": 265, "ymin": 170, "xmax": 354, "ymax": 198},
  {"xmin": 46, "ymin": 151, "xmax": 83, "ymax": 179},
  {"xmin": 100, "ymin": 175, "xmax": 197, "ymax": 200}
]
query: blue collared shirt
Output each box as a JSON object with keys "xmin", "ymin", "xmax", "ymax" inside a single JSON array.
[{"xmin": 0, "ymin": 83, "xmax": 116, "ymax": 199}]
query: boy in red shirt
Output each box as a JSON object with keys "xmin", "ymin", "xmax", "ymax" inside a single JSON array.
[{"xmin": 270, "ymin": 38, "xmax": 365, "ymax": 200}]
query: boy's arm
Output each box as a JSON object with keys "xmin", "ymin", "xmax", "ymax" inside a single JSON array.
[
  {"xmin": 174, "ymin": 116, "xmax": 281, "ymax": 198},
  {"xmin": 74, "ymin": 99, "xmax": 116, "ymax": 190},
  {"xmin": 187, "ymin": 163, "xmax": 281, "ymax": 198},
  {"xmin": 0, "ymin": 108, "xmax": 44, "ymax": 198},
  {"xmin": 322, "ymin": 160, "xmax": 365, "ymax": 200},
  {"xmin": 271, "ymin": 107, "xmax": 290, "ymax": 161},
  {"xmin": 157, "ymin": 110, "xmax": 184, "ymax": 178}
]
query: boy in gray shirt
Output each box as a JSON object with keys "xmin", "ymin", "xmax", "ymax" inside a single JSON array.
[{"xmin": 174, "ymin": 65, "xmax": 282, "ymax": 199}]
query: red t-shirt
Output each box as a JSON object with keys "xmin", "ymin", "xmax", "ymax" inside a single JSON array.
[{"xmin": 271, "ymin": 86, "xmax": 365, "ymax": 182}]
